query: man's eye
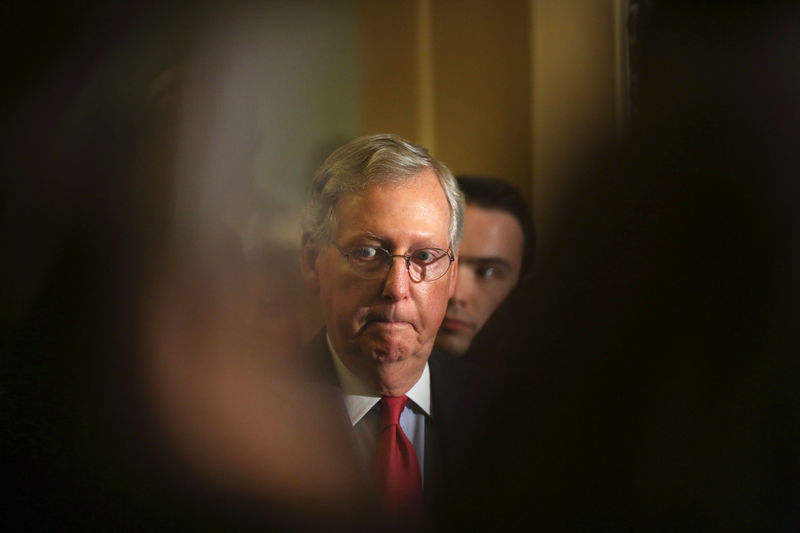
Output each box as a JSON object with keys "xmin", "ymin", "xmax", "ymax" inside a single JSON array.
[
  {"xmin": 352, "ymin": 246, "xmax": 380, "ymax": 260},
  {"xmin": 475, "ymin": 266, "xmax": 497, "ymax": 279},
  {"xmin": 411, "ymin": 249, "xmax": 440, "ymax": 264}
]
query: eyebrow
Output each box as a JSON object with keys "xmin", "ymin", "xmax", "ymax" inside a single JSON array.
[
  {"xmin": 361, "ymin": 231, "xmax": 385, "ymax": 242},
  {"xmin": 356, "ymin": 231, "xmax": 446, "ymax": 250},
  {"xmin": 459, "ymin": 257, "xmax": 513, "ymax": 269}
]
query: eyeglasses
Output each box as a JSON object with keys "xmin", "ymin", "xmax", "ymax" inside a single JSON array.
[{"xmin": 331, "ymin": 242, "xmax": 454, "ymax": 282}]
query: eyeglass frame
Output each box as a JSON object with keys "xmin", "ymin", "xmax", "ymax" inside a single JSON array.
[{"xmin": 330, "ymin": 241, "xmax": 455, "ymax": 282}]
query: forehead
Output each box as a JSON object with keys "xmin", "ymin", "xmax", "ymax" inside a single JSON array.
[
  {"xmin": 460, "ymin": 205, "xmax": 524, "ymax": 259},
  {"xmin": 334, "ymin": 168, "xmax": 451, "ymax": 246}
]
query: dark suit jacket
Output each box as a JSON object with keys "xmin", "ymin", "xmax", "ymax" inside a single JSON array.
[{"xmin": 296, "ymin": 330, "xmax": 474, "ymax": 516}]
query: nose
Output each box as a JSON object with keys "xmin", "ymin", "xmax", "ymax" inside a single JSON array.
[
  {"xmin": 381, "ymin": 256, "xmax": 410, "ymax": 301},
  {"xmin": 450, "ymin": 266, "xmax": 475, "ymax": 308}
]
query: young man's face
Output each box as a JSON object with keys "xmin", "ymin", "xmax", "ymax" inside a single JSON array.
[
  {"xmin": 436, "ymin": 204, "xmax": 524, "ymax": 356},
  {"xmin": 304, "ymin": 168, "xmax": 457, "ymax": 387}
]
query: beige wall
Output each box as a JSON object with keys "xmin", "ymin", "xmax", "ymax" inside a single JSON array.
[
  {"xmin": 358, "ymin": 1, "xmax": 428, "ymax": 145},
  {"xmin": 433, "ymin": 0, "xmax": 532, "ymax": 200},
  {"xmin": 359, "ymin": 0, "xmax": 532, "ymax": 200},
  {"xmin": 530, "ymin": 0, "xmax": 623, "ymax": 245},
  {"xmin": 359, "ymin": 0, "xmax": 626, "ymax": 245}
]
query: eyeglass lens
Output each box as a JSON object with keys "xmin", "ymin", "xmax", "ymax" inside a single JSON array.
[{"xmin": 348, "ymin": 248, "xmax": 450, "ymax": 281}]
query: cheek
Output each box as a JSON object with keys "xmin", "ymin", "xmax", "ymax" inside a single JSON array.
[
  {"xmin": 321, "ymin": 279, "xmax": 365, "ymax": 315},
  {"xmin": 320, "ymin": 274, "xmax": 383, "ymax": 328},
  {"xmin": 480, "ymin": 281, "xmax": 516, "ymax": 313},
  {"xmin": 318, "ymin": 269, "xmax": 355, "ymax": 318},
  {"xmin": 418, "ymin": 282, "xmax": 451, "ymax": 325}
]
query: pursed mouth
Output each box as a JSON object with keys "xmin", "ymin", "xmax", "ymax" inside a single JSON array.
[
  {"xmin": 364, "ymin": 313, "xmax": 417, "ymax": 332},
  {"xmin": 367, "ymin": 318, "xmax": 412, "ymax": 326}
]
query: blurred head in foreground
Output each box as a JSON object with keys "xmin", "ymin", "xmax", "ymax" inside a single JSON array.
[{"xmin": 3, "ymin": 4, "xmax": 376, "ymax": 530}]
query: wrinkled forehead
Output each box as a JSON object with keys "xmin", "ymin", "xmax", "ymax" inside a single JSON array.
[{"xmin": 334, "ymin": 172, "xmax": 452, "ymax": 245}]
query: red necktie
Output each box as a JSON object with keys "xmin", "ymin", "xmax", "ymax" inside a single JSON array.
[{"xmin": 372, "ymin": 395, "xmax": 424, "ymax": 519}]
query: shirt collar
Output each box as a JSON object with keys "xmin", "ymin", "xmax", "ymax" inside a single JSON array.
[{"xmin": 326, "ymin": 333, "xmax": 432, "ymax": 425}]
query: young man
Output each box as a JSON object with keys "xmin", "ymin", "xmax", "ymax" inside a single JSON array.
[{"xmin": 435, "ymin": 176, "xmax": 535, "ymax": 357}]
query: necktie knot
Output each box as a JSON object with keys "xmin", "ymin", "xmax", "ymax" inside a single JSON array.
[{"xmin": 380, "ymin": 395, "xmax": 409, "ymax": 428}]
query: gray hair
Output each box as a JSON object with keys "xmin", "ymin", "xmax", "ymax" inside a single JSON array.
[{"xmin": 302, "ymin": 133, "xmax": 465, "ymax": 250}]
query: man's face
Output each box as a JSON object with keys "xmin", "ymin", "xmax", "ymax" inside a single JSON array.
[
  {"xmin": 306, "ymin": 169, "xmax": 456, "ymax": 382},
  {"xmin": 436, "ymin": 204, "xmax": 524, "ymax": 356}
]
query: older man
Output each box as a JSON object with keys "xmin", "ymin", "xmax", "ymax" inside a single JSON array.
[{"xmin": 299, "ymin": 134, "xmax": 465, "ymax": 522}]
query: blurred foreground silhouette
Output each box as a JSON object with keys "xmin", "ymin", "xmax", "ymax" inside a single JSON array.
[
  {"xmin": 444, "ymin": 2, "xmax": 800, "ymax": 531},
  {"xmin": 3, "ymin": 3, "xmax": 373, "ymax": 530}
]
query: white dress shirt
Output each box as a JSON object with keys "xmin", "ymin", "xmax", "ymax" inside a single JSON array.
[{"xmin": 326, "ymin": 335, "xmax": 431, "ymax": 484}]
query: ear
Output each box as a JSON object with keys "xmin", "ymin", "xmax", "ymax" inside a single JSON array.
[
  {"xmin": 447, "ymin": 251, "xmax": 458, "ymax": 298},
  {"xmin": 300, "ymin": 232, "xmax": 322, "ymax": 293}
]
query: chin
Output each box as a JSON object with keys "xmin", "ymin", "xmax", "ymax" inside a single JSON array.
[
  {"xmin": 367, "ymin": 340, "xmax": 412, "ymax": 363},
  {"xmin": 359, "ymin": 328, "xmax": 416, "ymax": 360},
  {"xmin": 435, "ymin": 335, "xmax": 469, "ymax": 357}
]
